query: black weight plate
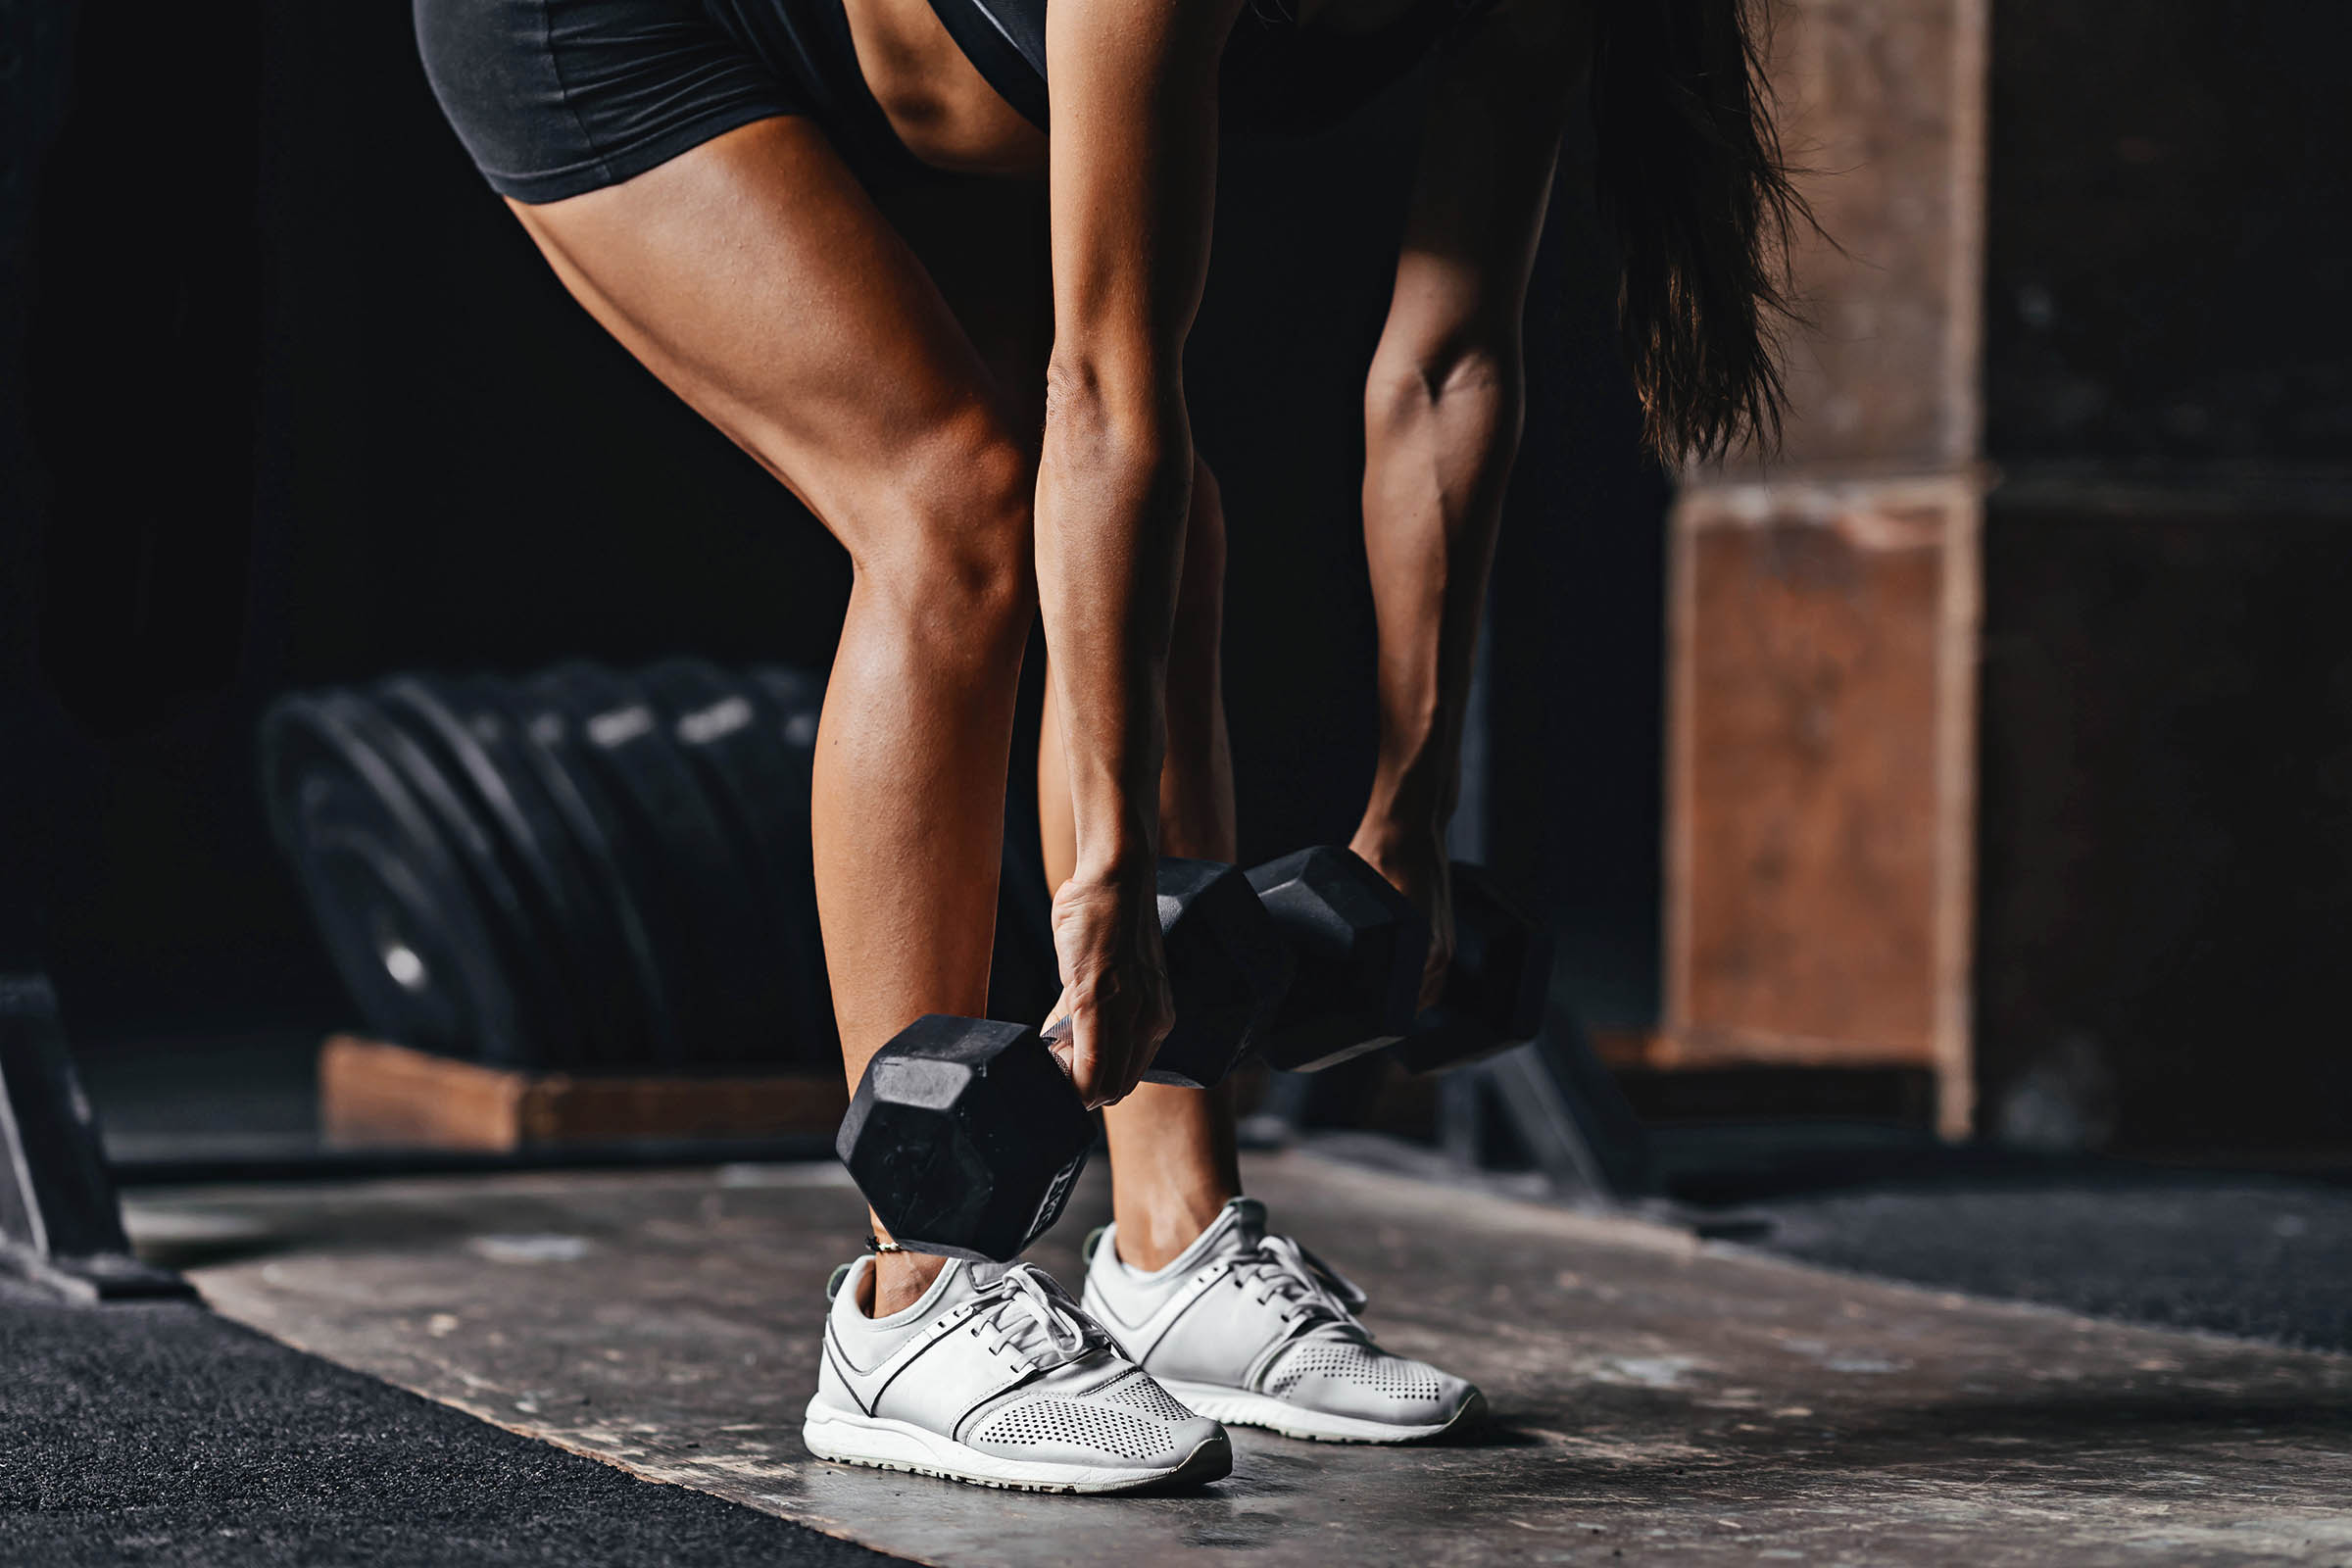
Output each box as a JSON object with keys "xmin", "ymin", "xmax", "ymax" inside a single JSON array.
[
  {"xmin": 638, "ymin": 659, "xmax": 829, "ymax": 1065},
  {"xmin": 437, "ymin": 675, "xmax": 652, "ymax": 1067},
  {"xmin": 534, "ymin": 662, "xmax": 775, "ymax": 1066},
  {"xmin": 382, "ymin": 674, "xmax": 638, "ymax": 1069},
  {"xmin": 296, "ymin": 775, "xmax": 474, "ymax": 1055},
  {"xmin": 494, "ymin": 677, "xmax": 687, "ymax": 1069},
  {"xmin": 370, "ymin": 678, "xmax": 577, "ymax": 1068},
  {"xmin": 261, "ymin": 692, "xmax": 527, "ymax": 1064}
]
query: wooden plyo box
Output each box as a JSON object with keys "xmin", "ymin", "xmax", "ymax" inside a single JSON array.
[{"xmin": 318, "ymin": 1036, "xmax": 849, "ymax": 1152}]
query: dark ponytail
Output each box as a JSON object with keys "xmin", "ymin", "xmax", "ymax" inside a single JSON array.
[{"xmin": 1592, "ymin": 0, "xmax": 1809, "ymax": 463}]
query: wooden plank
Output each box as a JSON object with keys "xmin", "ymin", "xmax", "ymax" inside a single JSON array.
[
  {"xmin": 318, "ymin": 1037, "xmax": 848, "ymax": 1152},
  {"xmin": 1664, "ymin": 480, "xmax": 1981, "ymax": 1133}
]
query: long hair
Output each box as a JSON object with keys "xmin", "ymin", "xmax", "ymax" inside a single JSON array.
[{"xmin": 1592, "ymin": 0, "xmax": 1810, "ymax": 463}]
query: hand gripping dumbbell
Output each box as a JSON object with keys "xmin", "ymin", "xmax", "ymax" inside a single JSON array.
[
  {"xmin": 1246, "ymin": 849, "xmax": 1552, "ymax": 1075},
  {"xmin": 1395, "ymin": 862, "xmax": 1554, "ymax": 1073},
  {"xmin": 836, "ymin": 858, "xmax": 1293, "ymax": 1260}
]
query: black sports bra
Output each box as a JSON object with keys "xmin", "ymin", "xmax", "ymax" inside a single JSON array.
[{"xmin": 920, "ymin": 0, "xmax": 1484, "ymax": 135}]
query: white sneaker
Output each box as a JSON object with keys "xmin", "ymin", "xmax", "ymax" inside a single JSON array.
[
  {"xmin": 803, "ymin": 1253, "xmax": 1232, "ymax": 1494},
  {"xmin": 1081, "ymin": 1198, "xmax": 1486, "ymax": 1444}
]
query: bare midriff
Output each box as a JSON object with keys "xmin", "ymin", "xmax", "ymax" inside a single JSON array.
[{"xmin": 841, "ymin": 0, "xmax": 1048, "ymax": 175}]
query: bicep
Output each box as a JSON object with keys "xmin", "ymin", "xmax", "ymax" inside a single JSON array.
[
  {"xmin": 1045, "ymin": 0, "xmax": 1246, "ymax": 411},
  {"xmin": 1379, "ymin": 0, "xmax": 1587, "ymax": 373}
]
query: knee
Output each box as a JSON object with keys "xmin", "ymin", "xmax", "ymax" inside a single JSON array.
[{"xmin": 860, "ymin": 416, "xmax": 1037, "ymax": 660}]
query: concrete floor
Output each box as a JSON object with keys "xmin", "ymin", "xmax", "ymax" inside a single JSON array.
[{"xmin": 128, "ymin": 1153, "xmax": 2352, "ymax": 1567}]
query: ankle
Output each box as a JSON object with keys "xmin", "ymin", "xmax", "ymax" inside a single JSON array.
[
  {"xmin": 1112, "ymin": 1189, "xmax": 1240, "ymax": 1273},
  {"xmin": 862, "ymin": 1250, "xmax": 948, "ymax": 1317}
]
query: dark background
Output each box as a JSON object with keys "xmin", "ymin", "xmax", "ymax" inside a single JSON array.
[{"xmin": 1973, "ymin": 0, "xmax": 2352, "ymax": 1150}]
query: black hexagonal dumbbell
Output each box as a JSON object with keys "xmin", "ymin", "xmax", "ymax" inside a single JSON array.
[
  {"xmin": 837, "ymin": 1016, "xmax": 1090, "ymax": 1263},
  {"xmin": 1151, "ymin": 857, "xmax": 1296, "ymax": 1089},
  {"xmin": 1395, "ymin": 861, "xmax": 1555, "ymax": 1073},
  {"xmin": 1245, "ymin": 846, "xmax": 1430, "ymax": 1073},
  {"xmin": 838, "ymin": 858, "xmax": 1291, "ymax": 1260}
]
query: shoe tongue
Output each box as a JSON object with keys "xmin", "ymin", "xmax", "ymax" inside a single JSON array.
[
  {"xmin": 962, "ymin": 1261, "xmax": 1095, "ymax": 1365},
  {"xmin": 915, "ymin": 1257, "xmax": 1018, "ymax": 1320},
  {"xmin": 1176, "ymin": 1198, "xmax": 1268, "ymax": 1269}
]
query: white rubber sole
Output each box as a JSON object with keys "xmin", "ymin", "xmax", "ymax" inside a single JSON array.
[
  {"xmin": 803, "ymin": 1400, "xmax": 1232, "ymax": 1494},
  {"xmin": 1155, "ymin": 1380, "xmax": 1488, "ymax": 1445}
]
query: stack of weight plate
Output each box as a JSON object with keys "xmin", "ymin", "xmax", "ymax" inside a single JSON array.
[{"xmin": 261, "ymin": 659, "xmax": 834, "ymax": 1071}]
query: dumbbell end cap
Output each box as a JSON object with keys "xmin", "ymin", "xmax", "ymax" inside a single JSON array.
[{"xmin": 838, "ymin": 1014, "xmax": 1093, "ymax": 1261}]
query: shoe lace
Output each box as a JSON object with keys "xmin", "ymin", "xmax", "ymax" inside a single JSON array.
[
  {"xmin": 1229, "ymin": 1235, "xmax": 1371, "ymax": 1343},
  {"xmin": 971, "ymin": 1264, "xmax": 1104, "ymax": 1372}
]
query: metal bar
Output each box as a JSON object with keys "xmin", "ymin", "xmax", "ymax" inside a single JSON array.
[{"xmin": 1, "ymin": 975, "xmax": 195, "ymax": 1301}]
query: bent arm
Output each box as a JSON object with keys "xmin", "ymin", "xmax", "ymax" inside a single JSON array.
[
  {"xmin": 1356, "ymin": 0, "xmax": 1585, "ymax": 866},
  {"xmin": 1037, "ymin": 0, "xmax": 1242, "ymax": 889}
]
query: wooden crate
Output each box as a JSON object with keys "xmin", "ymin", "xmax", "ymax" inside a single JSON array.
[{"xmin": 318, "ymin": 1036, "xmax": 849, "ymax": 1152}]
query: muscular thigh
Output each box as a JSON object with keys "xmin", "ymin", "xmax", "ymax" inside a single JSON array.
[{"xmin": 508, "ymin": 117, "xmax": 1048, "ymax": 564}]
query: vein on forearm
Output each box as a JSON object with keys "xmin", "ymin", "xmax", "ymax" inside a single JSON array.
[
  {"xmin": 1035, "ymin": 362, "xmax": 1193, "ymax": 875},
  {"xmin": 1361, "ymin": 347, "xmax": 1524, "ymax": 824}
]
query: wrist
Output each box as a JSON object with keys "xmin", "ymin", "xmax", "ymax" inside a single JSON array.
[
  {"xmin": 1362, "ymin": 738, "xmax": 1452, "ymax": 832},
  {"xmin": 1067, "ymin": 845, "xmax": 1158, "ymax": 892},
  {"xmin": 1055, "ymin": 704, "xmax": 1166, "ymax": 892},
  {"xmin": 1066, "ymin": 795, "xmax": 1160, "ymax": 891},
  {"xmin": 1353, "ymin": 786, "xmax": 1448, "ymax": 864}
]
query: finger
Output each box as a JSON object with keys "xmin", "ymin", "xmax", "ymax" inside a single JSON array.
[
  {"xmin": 1067, "ymin": 1008, "xmax": 1112, "ymax": 1109},
  {"xmin": 1137, "ymin": 1009, "xmax": 1169, "ymax": 1096},
  {"xmin": 1123, "ymin": 1033, "xmax": 1157, "ymax": 1101},
  {"xmin": 1118, "ymin": 1020, "xmax": 1156, "ymax": 1103},
  {"xmin": 1042, "ymin": 1014, "xmax": 1078, "ymax": 1080},
  {"xmin": 1420, "ymin": 951, "xmax": 1448, "ymax": 1012}
]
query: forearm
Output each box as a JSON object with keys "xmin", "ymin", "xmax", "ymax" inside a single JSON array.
[
  {"xmin": 1036, "ymin": 361, "xmax": 1194, "ymax": 884},
  {"xmin": 1357, "ymin": 347, "xmax": 1524, "ymax": 849}
]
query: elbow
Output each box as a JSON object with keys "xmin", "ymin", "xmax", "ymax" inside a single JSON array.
[
  {"xmin": 1366, "ymin": 341, "xmax": 1525, "ymax": 444},
  {"xmin": 1044, "ymin": 350, "xmax": 1190, "ymax": 493}
]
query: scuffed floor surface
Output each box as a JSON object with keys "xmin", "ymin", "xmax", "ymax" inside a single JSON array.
[{"xmin": 130, "ymin": 1153, "xmax": 2352, "ymax": 1567}]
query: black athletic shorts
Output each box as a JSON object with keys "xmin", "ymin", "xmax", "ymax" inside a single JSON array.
[{"xmin": 414, "ymin": 0, "xmax": 916, "ymax": 204}]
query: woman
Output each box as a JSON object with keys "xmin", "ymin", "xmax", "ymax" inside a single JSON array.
[{"xmin": 416, "ymin": 0, "xmax": 1799, "ymax": 1494}]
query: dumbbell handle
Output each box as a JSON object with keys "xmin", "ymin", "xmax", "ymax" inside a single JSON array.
[{"xmin": 1026, "ymin": 857, "xmax": 1291, "ymax": 1093}]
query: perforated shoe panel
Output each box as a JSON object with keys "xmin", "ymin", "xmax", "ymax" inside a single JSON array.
[
  {"xmin": 1266, "ymin": 1340, "xmax": 1446, "ymax": 1403},
  {"xmin": 973, "ymin": 1397, "xmax": 1173, "ymax": 1460},
  {"xmin": 1101, "ymin": 1368, "xmax": 1200, "ymax": 1422}
]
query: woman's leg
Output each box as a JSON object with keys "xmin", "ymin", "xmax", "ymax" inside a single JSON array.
[
  {"xmin": 511, "ymin": 118, "xmax": 1039, "ymax": 1314},
  {"xmin": 1039, "ymin": 461, "xmax": 1243, "ymax": 1271}
]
